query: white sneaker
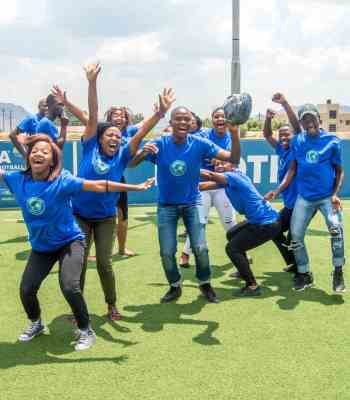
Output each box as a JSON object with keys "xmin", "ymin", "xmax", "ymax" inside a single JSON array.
[
  {"xmin": 18, "ymin": 320, "xmax": 45, "ymax": 342},
  {"xmin": 74, "ymin": 329, "xmax": 96, "ymax": 351}
]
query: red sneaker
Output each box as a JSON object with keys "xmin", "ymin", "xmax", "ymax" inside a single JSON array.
[{"xmin": 108, "ymin": 305, "xmax": 122, "ymax": 321}]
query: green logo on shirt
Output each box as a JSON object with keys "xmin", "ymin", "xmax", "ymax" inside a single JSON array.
[
  {"xmin": 26, "ymin": 197, "xmax": 45, "ymax": 216},
  {"xmin": 170, "ymin": 160, "xmax": 187, "ymax": 177},
  {"xmin": 306, "ymin": 150, "xmax": 319, "ymax": 164},
  {"xmin": 94, "ymin": 159, "xmax": 111, "ymax": 175}
]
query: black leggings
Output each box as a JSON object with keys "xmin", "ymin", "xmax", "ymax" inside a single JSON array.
[
  {"xmin": 272, "ymin": 207, "xmax": 295, "ymax": 267},
  {"xmin": 226, "ymin": 220, "xmax": 281, "ymax": 286},
  {"xmin": 117, "ymin": 176, "xmax": 128, "ymax": 221},
  {"xmin": 20, "ymin": 240, "xmax": 90, "ymax": 330}
]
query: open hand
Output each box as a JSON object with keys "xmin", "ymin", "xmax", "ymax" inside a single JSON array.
[
  {"xmin": 158, "ymin": 88, "xmax": 176, "ymax": 115},
  {"xmin": 331, "ymin": 195, "xmax": 342, "ymax": 212},
  {"xmin": 143, "ymin": 143, "xmax": 159, "ymax": 155},
  {"xmin": 84, "ymin": 62, "xmax": 101, "ymax": 82},
  {"xmin": 51, "ymin": 85, "xmax": 67, "ymax": 105},
  {"xmin": 138, "ymin": 177, "xmax": 155, "ymax": 191}
]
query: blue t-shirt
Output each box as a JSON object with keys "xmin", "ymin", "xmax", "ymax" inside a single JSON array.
[
  {"xmin": 290, "ymin": 130, "xmax": 342, "ymax": 201},
  {"xmin": 73, "ymin": 136, "xmax": 133, "ymax": 219},
  {"xmin": 224, "ymin": 170, "xmax": 279, "ymax": 225},
  {"xmin": 201, "ymin": 128, "xmax": 231, "ymax": 171},
  {"xmin": 146, "ymin": 135, "xmax": 220, "ymax": 205},
  {"xmin": 275, "ymin": 144, "xmax": 298, "ymax": 209},
  {"xmin": 36, "ymin": 117, "xmax": 59, "ymax": 142},
  {"xmin": 121, "ymin": 125, "xmax": 138, "ymax": 145},
  {"xmin": 3, "ymin": 170, "xmax": 84, "ymax": 252},
  {"xmin": 17, "ymin": 113, "xmax": 44, "ymax": 134},
  {"xmin": 190, "ymin": 128, "xmax": 207, "ymax": 138}
]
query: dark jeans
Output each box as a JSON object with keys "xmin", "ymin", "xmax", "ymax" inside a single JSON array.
[
  {"xmin": 272, "ymin": 207, "xmax": 295, "ymax": 267},
  {"xmin": 75, "ymin": 215, "xmax": 117, "ymax": 305},
  {"xmin": 20, "ymin": 240, "xmax": 90, "ymax": 330},
  {"xmin": 226, "ymin": 220, "xmax": 281, "ymax": 286}
]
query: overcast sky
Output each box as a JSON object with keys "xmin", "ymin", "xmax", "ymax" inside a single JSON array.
[{"xmin": 1, "ymin": 0, "xmax": 349, "ymax": 118}]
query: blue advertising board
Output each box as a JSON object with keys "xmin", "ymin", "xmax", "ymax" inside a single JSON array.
[{"xmin": 0, "ymin": 139, "xmax": 349, "ymax": 207}]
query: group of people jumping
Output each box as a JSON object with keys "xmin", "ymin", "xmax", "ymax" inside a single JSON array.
[{"xmin": 2, "ymin": 62, "xmax": 344, "ymax": 351}]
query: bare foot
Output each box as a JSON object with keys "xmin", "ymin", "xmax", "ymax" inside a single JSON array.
[
  {"xmin": 88, "ymin": 255, "xmax": 96, "ymax": 262},
  {"xmin": 118, "ymin": 248, "xmax": 135, "ymax": 257}
]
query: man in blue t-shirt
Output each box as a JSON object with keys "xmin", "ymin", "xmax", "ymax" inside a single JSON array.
[
  {"xmin": 269, "ymin": 103, "xmax": 345, "ymax": 293},
  {"xmin": 130, "ymin": 106, "xmax": 241, "ymax": 304},
  {"xmin": 263, "ymin": 93, "xmax": 301, "ymax": 274},
  {"xmin": 9, "ymin": 98, "xmax": 47, "ymax": 158}
]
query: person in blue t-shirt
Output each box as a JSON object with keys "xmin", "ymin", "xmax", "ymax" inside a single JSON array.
[
  {"xmin": 72, "ymin": 85, "xmax": 174, "ymax": 321},
  {"xmin": 130, "ymin": 106, "xmax": 241, "ymax": 304},
  {"xmin": 9, "ymin": 98, "xmax": 48, "ymax": 158},
  {"xmin": 268, "ymin": 103, "xmax": 345, "ymax": 293},
  {"xmin": 263, "ymin": 93, "xmax": 302, "ymax": 274},
  {"xmin": 199, "ymin": 166, "xmax": 281, "ymax": 297},
  {"xmin": 0, "ymin": 132, "xmax": 154, "ymax": 350},
  {"xmin": 180, "ymin": 107, "xmax": 236, "ymax": 268}
]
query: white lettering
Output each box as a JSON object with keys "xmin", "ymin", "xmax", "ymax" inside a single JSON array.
[
  {"xmin": 270, "ymin": 155, "xmax": 279, "ymax": 184},
  {"xmin": 0, "ymin": 151, "xmax": 11, "ymax": 164},
  {"xmin": 247, "ymin": 155, "xmax": 269, "ymax": 183}
]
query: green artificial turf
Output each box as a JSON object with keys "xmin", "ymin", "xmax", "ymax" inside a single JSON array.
[{"xmin": 0, "ymin": 203, "xmax": 349, "ymax": 400}]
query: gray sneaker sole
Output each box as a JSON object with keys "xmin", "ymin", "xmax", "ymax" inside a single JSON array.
[{"xmin": 18, "ymin": 327, "xmax": 46, "ymax": 342}]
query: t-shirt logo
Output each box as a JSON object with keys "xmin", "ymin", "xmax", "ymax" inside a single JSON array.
[
  {"xmin": 93, "ymin": 159, "xmax": 111, "ymax": 175},
  {"xmin": 306, "ymin": 150, "xmax": 319, "ymax": 164},
  {"xmin": 26, "ymin": 197, "xmax": 45, "ymax": 216},
  {"xmin": 279, "ymin": 158, "xmax": 286, "ymax": 169},
  {"xmin": 170, "ymin": 160, "xmax": 187, "ymax": 177}
]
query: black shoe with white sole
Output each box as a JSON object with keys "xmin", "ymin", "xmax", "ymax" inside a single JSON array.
[{"xmin": 293, "ymin": 272, "xmax": 314, "ymax": 291}]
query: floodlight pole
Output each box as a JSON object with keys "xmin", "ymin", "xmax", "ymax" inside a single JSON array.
[{"xmin": 231, "ymin": 0, "xmax": 241, "ymax": 94}]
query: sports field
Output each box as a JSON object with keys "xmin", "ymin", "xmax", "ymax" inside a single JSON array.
[{"xmin": 0, "ymin": 203, "xmax": 349, "ymax": 400}]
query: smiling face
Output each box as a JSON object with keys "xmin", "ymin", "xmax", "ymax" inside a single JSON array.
[
  {"xmin": 38, "ymin": 99, "xmax": 48, "ymax": 117},
  {"xmin": 301, "ymin": 114, "xmax": 320, "ymax": 136},
  {"xmin": 29, "ymin": 141, "xmax": 54, "ymax": 177},
  {"xmin": 170, "ymin": 107, "xmax": 192, "ymax": 141},
  {"xmin": 212, "ymin": 109, "xmax": 227, "ymax": 135},
  {"xmin": 109, "ymin": 109, "xmax": 128, "ymax": 131},
  {"xmin": 278, "ymin": 126, "xmax": 293, "ymax": 149},
  {"xmin": 99, "ymin": 127, "xmax": 122, "ymax": 157}
]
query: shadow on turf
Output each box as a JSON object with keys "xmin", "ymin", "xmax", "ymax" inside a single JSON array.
[
  {"xmin": 121, "ymin": 263, "xmax": 237, "ymax": 346},
  {"xmin": 0, "ymin": 315, "xmax": 129, "ymax": 370}
]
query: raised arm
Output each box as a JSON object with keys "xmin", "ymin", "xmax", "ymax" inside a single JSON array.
[
  {"xmin": 128, "ymin": 88, "xmax": 175, "ymax": 156},
  {"xmin": 213, "ymin": 123, "xmax": 240, "ymax": 167},
  {"xmin": 9, "ymin": 127, "xmax": 27, "ymax": 158},
  {"xmin": 51, "ymin": 85, "xmax": 89, "ymax": 127},
  {"xmin": 263, "ymin": 109, "xmax": 278, "ymax": 148},
  {"xmin": 264, "ymin": 160, "xmax": 296, "ymax": 200},
  {"xmin": 82, "ymin": 177, "xmax": 155, "ymax": 192},
  {"xmin": 199, "ymin": 169, "xmax": 228, "ymax": 192},
  {"xmin": 56, "ymin": 111, "xmax": 69, "ymax": 149},
  {"xmin": 83, "ymin": 63, "xmax": 101, "ymax": 141},
  {"xmin": 272, "ymin": 93, "xmax": 301, "ymax": 133}
]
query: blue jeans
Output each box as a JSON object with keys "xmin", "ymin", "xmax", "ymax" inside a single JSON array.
[
  {"xmin": 157, "ymin": 204, "xmax": 210, "ymax": 286},
  {"xmin": 291, "ymin": 195, "xmax": 345, "ymax": 273}
]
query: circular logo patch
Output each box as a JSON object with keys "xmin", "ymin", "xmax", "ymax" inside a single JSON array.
[
  {"xmin": 93, "ymin": 159, "xmax": 111, "ymax": 175},
  {"xmin": 170, "ymin": 160, "xmax": 187, "ymax": 177},
  {"xmin": 306, "ymin": 150, "xmax": 319, "ymax": 164},
  {"xmin": 26, "ymin": 197, "xmax": 45, "ymax": 216}
]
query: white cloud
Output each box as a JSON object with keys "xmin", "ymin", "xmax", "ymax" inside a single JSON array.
[
  {"xmin": 96, "ymin": 33, "xmax": 167, "ymax": 64},
  {"xmin": 0, "ymin": 0, "xmax": 18, "ymax": 24}
]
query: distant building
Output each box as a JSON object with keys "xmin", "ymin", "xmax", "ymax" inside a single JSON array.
[{"xmin": 318, "ymin": 99, "xmax": 350, "ymax": 134}]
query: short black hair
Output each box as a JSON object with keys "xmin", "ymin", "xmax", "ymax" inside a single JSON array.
[
  {"xmin": 170, "ymin": 106, "xmax": 191, "ymax": 119},
  {"xmin": 211, "ymin": 107, "xmax": 225, "ymax": 119}
]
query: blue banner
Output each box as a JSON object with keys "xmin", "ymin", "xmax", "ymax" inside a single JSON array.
[{"xmin": 0, "ymin": 139, "xmax": 349, "ymax": 207}]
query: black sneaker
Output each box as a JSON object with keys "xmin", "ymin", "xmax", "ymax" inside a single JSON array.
[
  {"xmin": 293, "ymin": 272, "xmax": 314, "ymax": 291},
  {"xmin": 283, "ymin": 264, "xmax": 298, "ymax": 273},
  {"xmin": 160, "ymin": 286, "xmax": 182, "ymax": 303},
  {"xmin": 18, "ymin": 320, "xmax": 45, "ymax": 342},
  {"xmin": 199, "ymin": 283, "xmax": 219, "ymax": 303},
  {"xmin": 233, "ymin": 285, "xmax": 262, "ymax": 297},
  {"xmin": 332, "ymin": 269, "xmax": 346, "ymax": 293}
]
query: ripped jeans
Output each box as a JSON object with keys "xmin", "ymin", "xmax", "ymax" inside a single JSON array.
[
  {"xmin": 291, "ymin": 195, "xmax": 345, "ymax": 273},
  {"xmin": 157, "ymin": 204, "xmax": 210, "ymax": 286}
]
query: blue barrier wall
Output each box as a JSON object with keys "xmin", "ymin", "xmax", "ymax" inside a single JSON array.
[{"xmin": 0, "ymin": 139, "xmax": 349, "ymax": 207}]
